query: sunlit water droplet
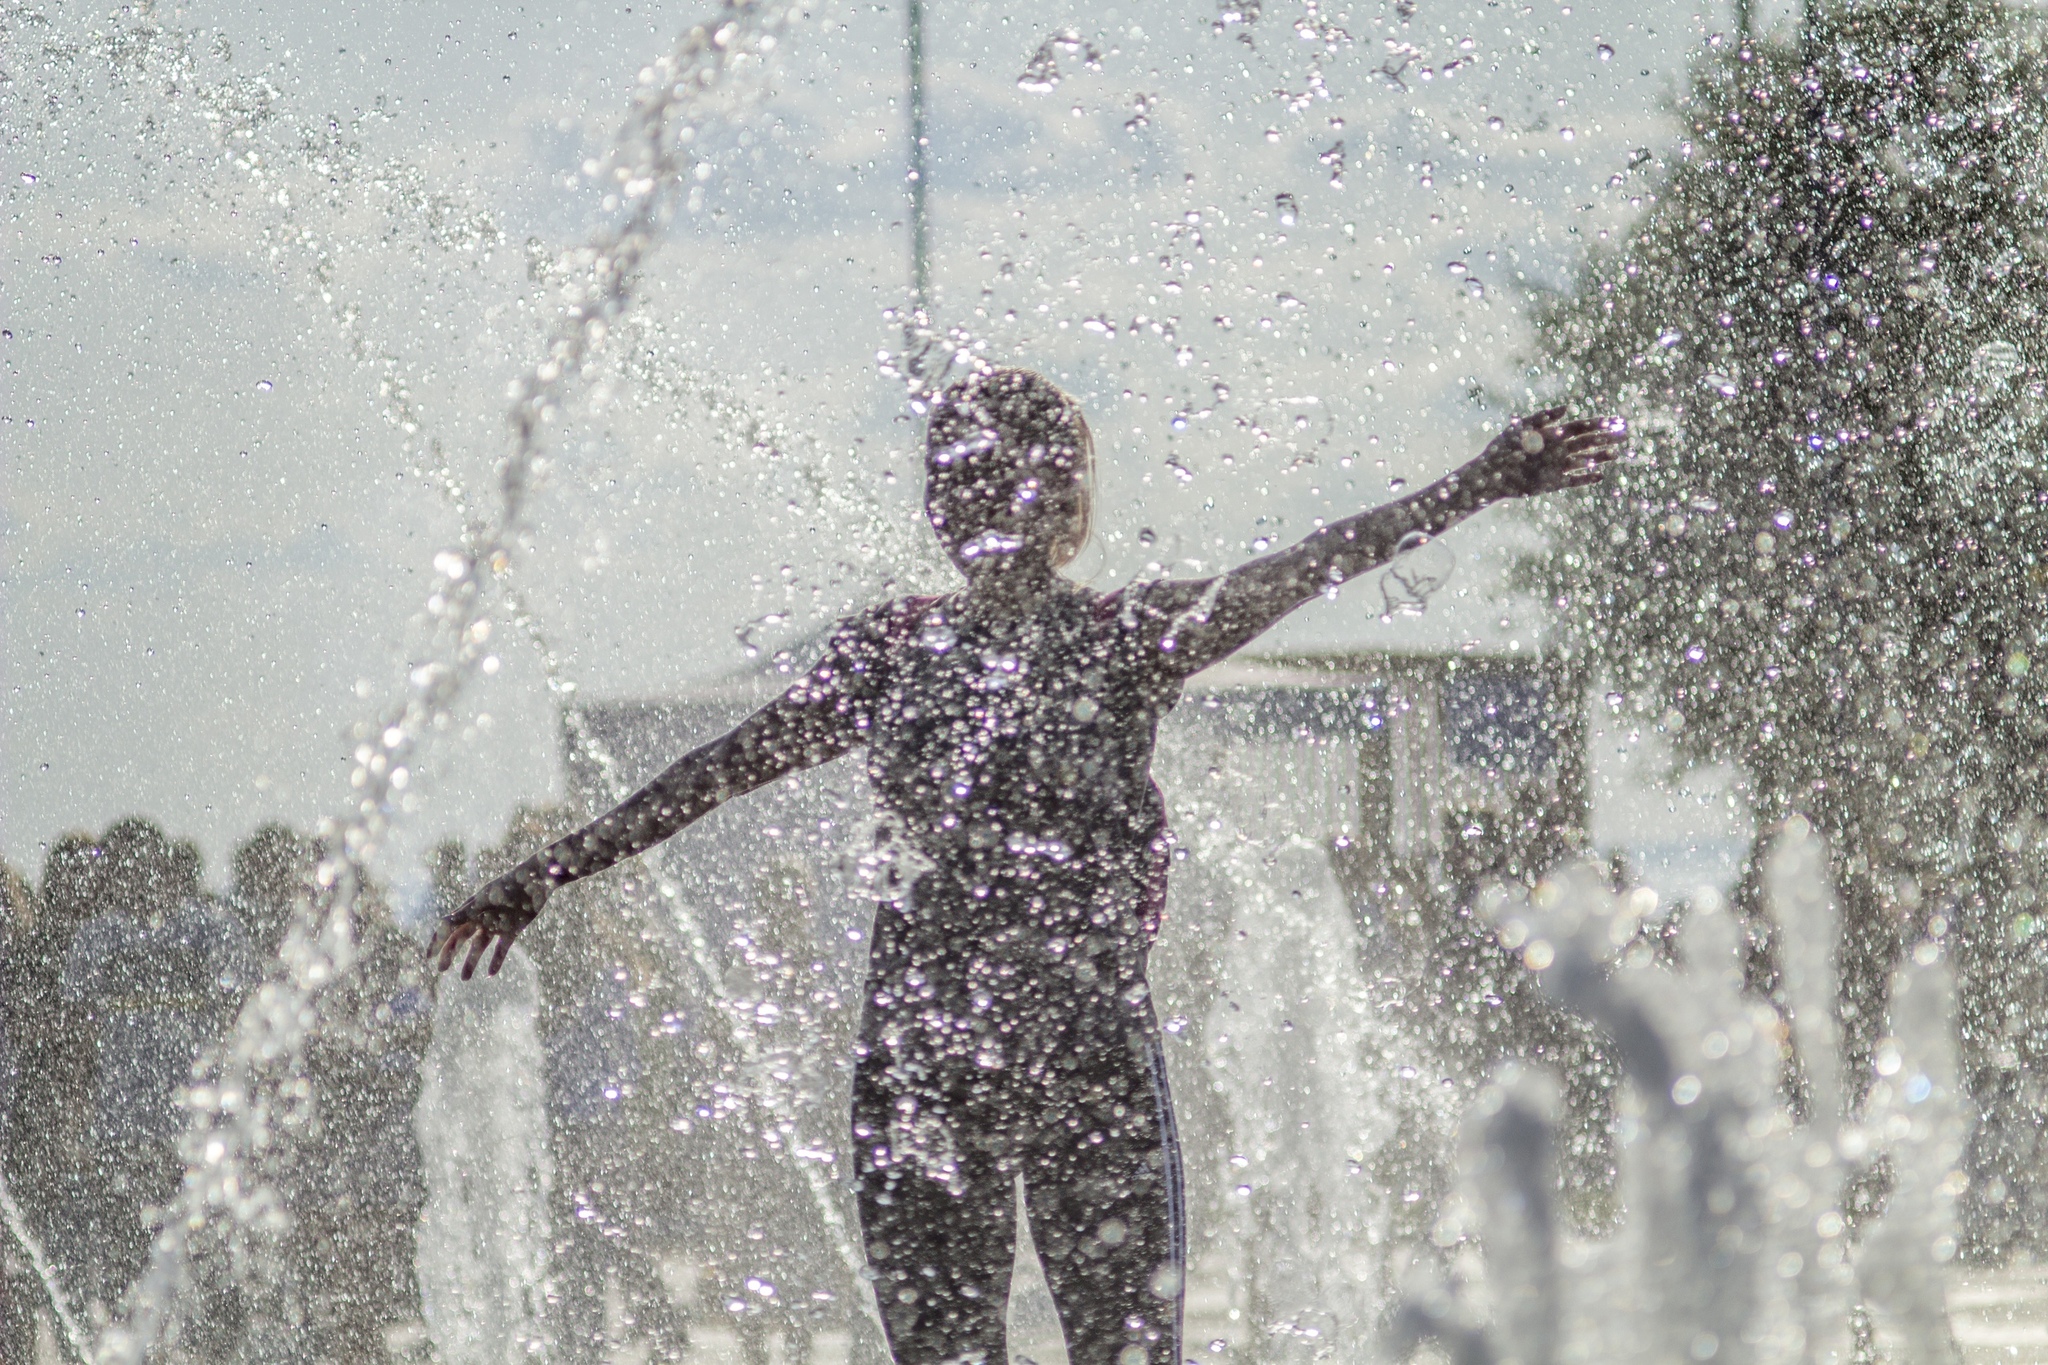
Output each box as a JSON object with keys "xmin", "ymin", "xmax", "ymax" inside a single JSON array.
[
  {"xmin": 1018, "ymin": 29, "xmax": 1100, "ymax": 91},
  {"xmin": 1381, "ymin": 532, "xmax": 1455, "ymax": 617},
  {"xmin": 1971, "ymin": 338, "xmax": 2024, "ymax": 386}
]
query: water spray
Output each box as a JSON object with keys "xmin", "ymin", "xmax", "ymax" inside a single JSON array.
[{"xmin": 58, "ymin": 4, "xmax": 799, "ymax": 1359}]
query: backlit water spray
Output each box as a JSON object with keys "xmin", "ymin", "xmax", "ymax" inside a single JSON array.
[
  {"xmin": 43, "ymin": 4, "xmax": 804, "ymax": 1359},
  {"xmin": 1396, "ymin": 822, "xmax": 1965, "ymax": 1363}
]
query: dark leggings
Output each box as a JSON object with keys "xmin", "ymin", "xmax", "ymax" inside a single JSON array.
[{"xmin": 852, "ymin": 1003, "xmax": 1185, "ymax": 1365}]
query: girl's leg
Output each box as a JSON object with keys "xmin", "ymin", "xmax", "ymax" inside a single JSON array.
[
  {"xmin": 1024, "ymin": 1015, "xmax": 1185, "ymax": 1365},
  {"xmin": 853, "ymin": 1047, "xmax": 1016, "ymax": 1365}
]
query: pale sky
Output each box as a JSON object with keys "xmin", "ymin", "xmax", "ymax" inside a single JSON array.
[{"xmin": 3, "ymin": 0, "xmax": 1763, "ymax": 894}]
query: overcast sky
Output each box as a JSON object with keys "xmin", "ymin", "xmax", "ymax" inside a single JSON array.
[{"xmin": 3, "ymin": 0, "xmax": 1776, "ymax": 895}]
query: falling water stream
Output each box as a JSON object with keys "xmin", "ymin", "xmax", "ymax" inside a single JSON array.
[{"xmin": 7, "ymin": 3, "xmax": 820, "ymax": 1358}]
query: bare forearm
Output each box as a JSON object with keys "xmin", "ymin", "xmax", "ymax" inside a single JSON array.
[
  {"xmin": 534, "ymin": 748, "xmax": 732, "ymax": 885},
  {"xmin": 1258, "ymin": 460, "xmax": 1501, "ymax": 600},
  {"xmin": 1149, "ymin": 459, "xmax": 1501, "ymax": 671},
  {"xmin": 428, "ymin": 625, "xmax": 875, "ymax": 981},
  {"xmin": 530, "ymin": 702, "xmax": 853, "ymax": 887}
]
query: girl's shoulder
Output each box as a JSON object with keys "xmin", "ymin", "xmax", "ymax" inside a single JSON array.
[
  {"xmin": 819, "ymin": 594, "xmax": 951, "ymax": 667},
  {"xmin": 1086, "ymin": 577, "xmax": 1185, "ymax": 626},
  {"xmin": 859, "ymin": 593, "xmax": 949, "ymax": 638}
]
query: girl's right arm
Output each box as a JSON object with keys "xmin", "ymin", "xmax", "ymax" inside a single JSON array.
[{"xmin": 430, "ymin": 636, "xmax": 869, "ymax": 979}]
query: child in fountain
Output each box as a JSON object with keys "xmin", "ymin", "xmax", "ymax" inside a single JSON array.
[{"xmin": 431, "ymin": 369, "xmax": 1622, "ymax": 1365}]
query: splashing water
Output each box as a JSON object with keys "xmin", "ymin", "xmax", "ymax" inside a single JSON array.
[
  {"xmin": 19, "ymin": 0, "xmax": 2044, "ymax": 1355},
  {"xmin": 1380, "ymin": 531, "xmax": 1455, "ymax": 617},
  {"xmin": 1398, "ymin": 821, "xmax": 1965, "ymax": 1363},
  {"xmin": 415, "ymin": 954, "xmax": 553, "ymax": 1363},
  {"xmin": 55, "ymin": 4, "xmax": 801, "ymax": 1360},
  {"xmin": 1017, "ymin": 29, "xmax": 1102, "ymax": 92},
  {"xmin": 0, "ymin": 1164, "xmax": 90, "ymax": 1363}
]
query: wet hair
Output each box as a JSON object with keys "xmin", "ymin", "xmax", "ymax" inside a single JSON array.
[{"xmin": 924, "ymin": 367, "xmax": 1093, "ymax": 566}]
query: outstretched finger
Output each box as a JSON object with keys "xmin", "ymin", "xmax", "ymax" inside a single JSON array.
[
  {"xmin": 438, "ymin": 921, "xmax": 478, "ymax": 974},
  {"xmin": 488, "ymin": 932, "xmax": 515, "ymax": 977},
  {"xmin": 460, "ymin": 929, "xmax": 493, "ymax": 981},
  {"xmin": 1563, "ymin": 467, "xmax": 1605, "ymax": 486},
  {"xmin": 1526, "ymin": 404, "xmax": 1567, "ymax": 428},
  {"xmin": 1564, "ymin": 432, "xmax": 1626, "ymax": 460}
]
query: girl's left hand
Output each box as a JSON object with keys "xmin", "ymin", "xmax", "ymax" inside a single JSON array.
[{"xmin": 1471, "ymin": 407, "xmax": 1627, "ymax": 499}]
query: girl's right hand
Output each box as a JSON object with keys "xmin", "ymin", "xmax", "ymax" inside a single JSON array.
[{"xmin": 426, "ymin": 860, "xmax": 553, "ymax": 980}]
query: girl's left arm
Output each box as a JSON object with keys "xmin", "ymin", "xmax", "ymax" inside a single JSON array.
[{"xmin": 1129, "ymin": 407, "xmax": 1623, "ymax": 677}]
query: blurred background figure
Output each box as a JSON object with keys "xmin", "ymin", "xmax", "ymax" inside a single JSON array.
[
  {"xmin": 0, "ymin": 860, "xmax": 45, "ymax": 1365},
  {"xmin": 2, "ymin": 834, "xmax": 105, "ymax": 1350},
  {"xmin": 233, "ymin": 824, "xmax": 435, "ymax": 1364},
  {"xmin": 62, "ymin": 818, "xmax": 254, "ymax": 1326},
  {"xmin": 483, "ymin": 809, "xmax": 690, "ymax": 1365}
]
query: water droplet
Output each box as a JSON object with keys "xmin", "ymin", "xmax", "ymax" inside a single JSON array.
[
  {"xmin": 1700, "ymin": 372, "xmax": 1737, "ymax": 397},
  {"xmin": 1376, "ymin": 532, "xmax": 1458, "ymax": 618},
  {"xmin": 257, "ymin": 379, "xmax": 274, "ymax": 392},
  {"xmin": 19, "ymin": 172, "xmax": 36, "ymax": 185},
  {"xmin": 1318, "ymin": 141, "xmax": 1345, "ymax": 188},
  {"xmin": 1445, "ymin": 260, "xmax": 1468, "ymax": 276},
  {"xmin": 1274, "ymin": 191, "xmax": 1298, "ymax": 226},
  {"xmin": 1596, "ymin": 43, "xmax": 1614, "ymax": 60},
  {"xmin": 1560, "ymin": 126, "xmax": 1576, "ymax": 142},
  {"xmin": 1019, "ymin": 29, "xmax": 1101, "ymax": 90},
  {"xmin": 1971, "ymin": 339, "xmax": 2024, "ymax": 386},
  {"xmin": 1487, "ymin": 115, "xmax": 1504, "ymax": 131}
]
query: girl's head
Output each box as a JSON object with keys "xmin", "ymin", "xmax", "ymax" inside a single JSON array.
[{"xmin": 925, "ymin": 368, "xmax": 1093, "ymax": 578}]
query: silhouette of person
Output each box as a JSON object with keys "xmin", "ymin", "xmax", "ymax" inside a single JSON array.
[
  {"xmin": 430, "ymin": 369, "xmax": 1622, "ymax": 1365},
  {"xmin": 231, "ymin": 823, "xmax": 434, "ymax": 1363},
  {"xmin": 2, "ymin": 835, "xmax": 105, "ymax": 1346},
  {"xmin": 0, "ymin": 860, "xmax": 43, "ymax": 1365},
  {"xmin": 64, "ymin": 818, "xmax": 254, "ymax": 1312}
]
